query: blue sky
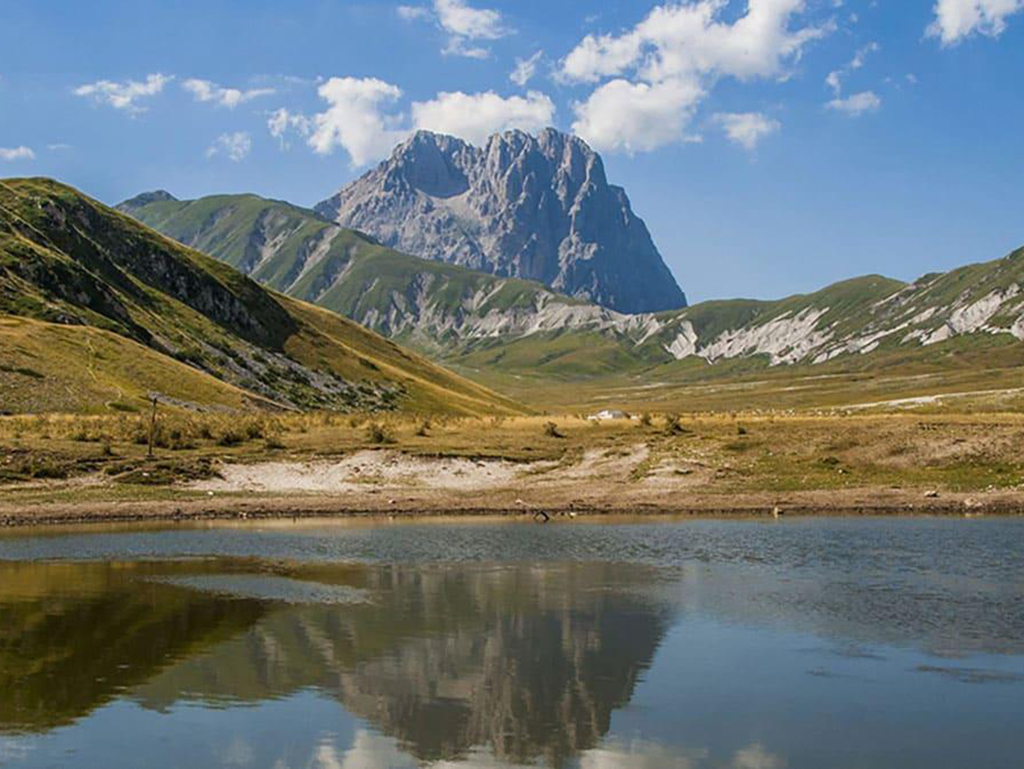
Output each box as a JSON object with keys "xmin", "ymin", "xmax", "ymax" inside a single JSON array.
[{"xmin": 1, "ymin": 0, "xmax": 1022, "ymax": 303}]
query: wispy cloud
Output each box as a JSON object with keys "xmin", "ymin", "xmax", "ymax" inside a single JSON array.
[
  {"xmin": 826, "ymin": 41, "xmax": 880, "ymax": 96},
  {"xmin": 183, "ymin": 79, "xmax": 275, "ymax": 108},
  {"xmin": 827, "ymin": 90, "xmax": 881, "ymax": 116},
  {"xmin": 206, "ymin": 131, "xmax": 252, "ymax": 161},
  {"xmin": 0, "ymin": 146, "xmax": 35, "ymax": 161},
  {"xmin": 73, "ymin": 73, "xmax": 172, "ymax": 114},
  {"xmin": 267, "ymin": 107, "xmax": 312, "ymax": 149},
  {"xmin": 510, "ymin": 51, "xmax": 543, "ymax": 87}
]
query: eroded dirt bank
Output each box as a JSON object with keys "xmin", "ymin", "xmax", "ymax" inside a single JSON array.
[{"xmin": 2, "ymin": 446, "xmax": 1021, "ymax": 528}]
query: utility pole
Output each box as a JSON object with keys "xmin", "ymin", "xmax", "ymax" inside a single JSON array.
[{"xmin": 147, "ymin": 395, "xmax": 158, "ymax": 458}]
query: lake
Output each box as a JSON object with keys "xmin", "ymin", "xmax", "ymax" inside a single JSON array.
[{"xmin": 1, "ymin": 517, "xmax": 1023, "ymax": 768}]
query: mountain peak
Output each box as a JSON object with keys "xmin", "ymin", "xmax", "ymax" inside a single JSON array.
[
  {"xmin": 316, "ymin": 129, "xmax": 686, "ymax": 314},
  {"xmin": 117, "ymin": 190, "xmax": 177, "ymax": 210}
]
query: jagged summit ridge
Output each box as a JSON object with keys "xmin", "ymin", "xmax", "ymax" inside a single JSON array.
[{"xmin": 315, "ymin": 128, "xmax": 687, "ymax": 314}]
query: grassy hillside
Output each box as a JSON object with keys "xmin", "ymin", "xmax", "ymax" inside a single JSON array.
[
  {"xmin": 120, "ymin": 189, "xmax": 1024, "ymax": 414},
  {"xmin": 0, "ymin": 178, "xmax": 519, "ymax": 416},
  {"xmin": 118, "ymin": 192, "xmax": 591, "ymax": 347}
]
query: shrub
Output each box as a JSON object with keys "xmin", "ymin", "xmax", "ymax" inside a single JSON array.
[
  {"xmin": 217, "ymin": 429, "xmax": 244, "ymax": 447},
  {"xmin": 544, "ymin": 421, "xmax": 563, "ymax": 439},
  {"xmin": 365, "ymin": 422, "xmax": 394, "ymax": 444}
]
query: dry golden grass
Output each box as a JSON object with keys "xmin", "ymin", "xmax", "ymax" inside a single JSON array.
[{"xmin": 3, "ymin": 407, "xmax": 1024, "ymax": 504}]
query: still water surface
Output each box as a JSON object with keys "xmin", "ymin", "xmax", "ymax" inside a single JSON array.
[{"xmin": 1, "ymin": 517, "xmax": 1023, "ymax": 768}]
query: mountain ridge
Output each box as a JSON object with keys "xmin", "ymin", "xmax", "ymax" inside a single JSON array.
[
  {"xmin": 119, "ymin": 188, "xmax": 1024, "ymax": 383},
  {"xmin": 0, "ymin": 177, "xmax": 520, "ymax": 415}
]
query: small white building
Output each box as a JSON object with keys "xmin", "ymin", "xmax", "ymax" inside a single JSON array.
[{"xmin": 588, "ymin": 409, "xmax": 630, "ymax": 421}]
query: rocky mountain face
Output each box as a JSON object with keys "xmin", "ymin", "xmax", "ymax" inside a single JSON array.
[{"xmin": 314, "ymin": 128, "xmax": 687, "ymax": 314}]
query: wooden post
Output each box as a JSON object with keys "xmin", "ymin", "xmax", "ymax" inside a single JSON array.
[{"xmin": 147, "ymin": 396, "xmax": 158, "ymax": 458}]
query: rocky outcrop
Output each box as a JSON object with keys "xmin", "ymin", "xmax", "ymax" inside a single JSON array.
[{"xmin": 315, "ymin": 128, "xmax": 687, "ymax": 314}]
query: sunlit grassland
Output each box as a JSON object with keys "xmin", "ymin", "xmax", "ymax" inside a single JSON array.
[{"xmin": 3, "ymin": 404, "xmax": 1024, "ymax": 508}]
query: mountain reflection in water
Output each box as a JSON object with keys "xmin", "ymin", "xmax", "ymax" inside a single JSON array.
[
  {"xmin": 2, "ymin": 518, "xmax": 1023, "ymax": 769},
  {"xmin": 0, "ymin": 558, "xmax": 673, "ymax": 767}
]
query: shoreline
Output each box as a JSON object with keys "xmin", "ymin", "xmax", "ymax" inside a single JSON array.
[{"xmin": 2, "ymin": 488, "xmax": 1022, "ymax": 529}]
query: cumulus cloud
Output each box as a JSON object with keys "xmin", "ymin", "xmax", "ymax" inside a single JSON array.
[
  {"xmin": 510, "ymin": 51, "xmax": 543, "ymax": 87},
  {"xmin": 411, "ymin": 90, "xmax": 555, "ymax": 146},
  {"xmin": 562, "ymin": 1, "xmax": 832, "ymax": 153},
  {"xmin": 183, "ymin": 79, "xmax": 274, "ymax": 108},
  {"xmin": 827, "ymin": 90, "xmax": 881, "ymax": 116},
  {"xmin": 206, "ymin": 131, "xmax": 252, "ymax": 161},
  {"xmin": 0, "ymin": 146, "xmax": 35, "ymax": 161},
  {"xmin": 297, "ymin": 75, "xmax": 557, "ymax": 164},
  {"xmin": 927, "ymin": 0, "xmax": 1023, "ymax": 45},
  {"xmin": 307, "ymin": 77, "xmax": 407, "ymax": 166},
  {"xmin": 561, "ymin": 0, "xmax": 832, "ymax": 85},
  {"xmin": 397, "ymin": 0, "xmax": 509, "ymax": 58},
  {"xmin": 73, "ymin": 73, "xmax": 172, "ymax": 114},
  {"xmin": 572, "ymin": 78, "xmax": 703, "ymax": 153},
  {"xmin": 714, "ymin": 111, "xmax": 781, "ymax": 150}
]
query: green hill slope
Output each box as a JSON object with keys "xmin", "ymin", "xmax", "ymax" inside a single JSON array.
[
  {"xmin": 120, "ymin": 190, "xmax": 1024, "ymax": 391},
  {"xmin": 0, "ymin": 178, "xmax": 519, "ymax": 416}
]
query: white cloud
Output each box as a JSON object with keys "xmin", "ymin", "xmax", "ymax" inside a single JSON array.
[
  {"xmin": 731, "ymin": 743, "xmax": 786, "ymax": 769},
  {"xmin": 301, "ymin": 75, "xmax": 558, "ymax": 164},
  {"xmin": 0, "ymin": 146, "xmax": 35, "ymax": 161},
  {"xmin": 561, "ymin": 1, "xmax": 832, "ymax": 153},
  {"xmin": 308, "ymin": 77, "xmax": 407, "ymax": 166},
  {"xmin": 398, "ymin": 0, "xmax": 509, "ymax": 58},
  {"xmin": 267, "ymin": 107, "xmax": 312, "ymax": 148},
  {"xmin": 47, "ymin": 143, "xmax": 72, "ymax": 151},
  {"xmin": 73, "ymin": 73, "xmax": 172, "ymax": 114},
  {"xmin": 580, "ymin": 739, "xmax": 707, "ymax": 769},
  {"xmin": 572, "ymin": 78, "xmax": 704, "ymax": 154},
  {"xmin": 510, "ymin": 51, "xmax": 543, "ymax": 87},
  {"xmin": 827, "ymin": 90, "xmax": 881, "ymax": 116},
  {"xmin": 396, "ymin": 5, "xmax": 430, "ymax": 21},
  {"xmin": 183, "ymin": 79, "xmax": 274, "ymax": 108},
  {"xmin": 927, "ymin": 0, "xmax": 1023, "ymax": 45},
  {"xmin": 206, "ymin": 131, "xmax": 252, "ymax": 161},
  {"xmin": 714, "ymin": 111, "xmax": 781, "ymax": 150},
  {"xmin": 435, "ymin": 0, "xmax": 506, "ymax": 39},
  {"xmin": 411, "ymin": 89, "xmax": 555, "ymax": 146},
  {"xmin": 826, "ymin": 41, "xmax": 880, "ymax": 95},
  {"xmin": 560, "ymin": 1, "xmax": 832, "ymax": 85}
]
